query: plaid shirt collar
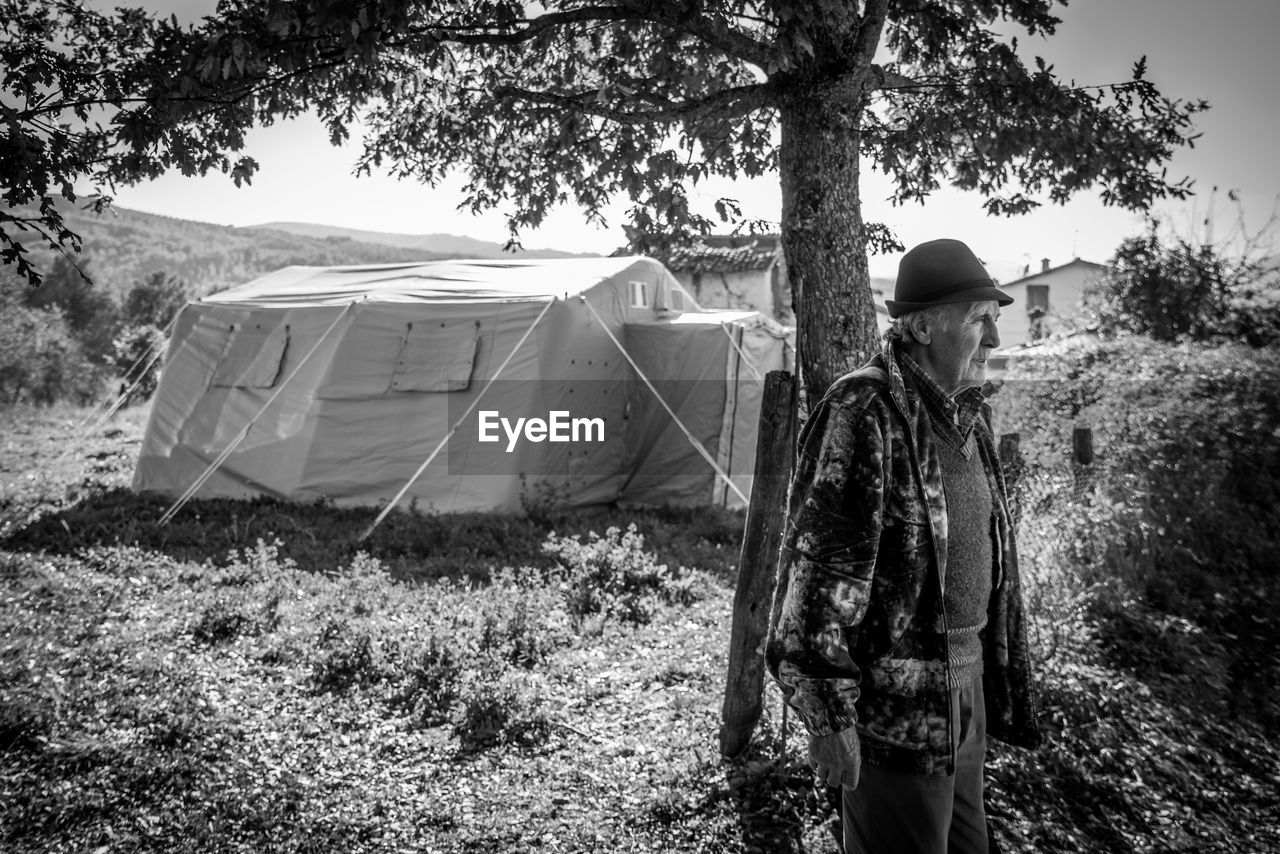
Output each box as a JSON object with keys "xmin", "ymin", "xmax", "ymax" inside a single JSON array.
[{"xmin": 896, "ymin": 348, "xmax": 986, "ymax": 442}]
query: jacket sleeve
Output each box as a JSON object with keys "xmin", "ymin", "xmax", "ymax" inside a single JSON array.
[{"xmin": 766, "ymin": 394, "xmax": 888, "ymax": 736}]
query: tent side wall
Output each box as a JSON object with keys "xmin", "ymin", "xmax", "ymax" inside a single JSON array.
[
  {"xmin": 615, "ymin": 322, "xmax": 728, "ymax": 507},
  {"xmin": 133, "ymin": 301, "xmax": 351, "ymax": 502}
]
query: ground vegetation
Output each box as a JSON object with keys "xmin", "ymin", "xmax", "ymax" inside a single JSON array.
[{"xmin": 2, "ymin": 342, "xmax": 1278, "ymax": 851}]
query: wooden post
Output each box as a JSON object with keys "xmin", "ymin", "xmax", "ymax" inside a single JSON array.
[
  {"xmin": 998, "ymin": 432, "xmax": 1022, "ymax": 485},
  {"xmin": 1072, "ymin": 426, "xmax": 1095, "ymax": 498},
  {"xmin": 998, "ymin": 432, "xmax": 1023, "ymax": 526},
  {"xmin": 719, "ymin": 370, "xmax": 796, "ymax": 759},
  {"xmin": 1072, "ymin": 427, "xmax": 1094, "ymax": 466}
]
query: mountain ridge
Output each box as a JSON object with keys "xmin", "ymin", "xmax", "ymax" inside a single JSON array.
[
  {"xmin": 9, "ymin": 203, "xmax": 594, "ymax": 300},
  {"xmin": 251, "ymin": 221, "xmax": 595, "ymax": 259}
]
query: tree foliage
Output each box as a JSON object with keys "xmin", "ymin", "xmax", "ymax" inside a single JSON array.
[
  {"xmin": 122, "ymin": 270, "xmax": 190, "ymax": 329},
  {"xmin": 0, "ymin": 269, "xmax": 102, "ymax": 404},
  {"xmin": 0, "ymin": 0, "xmax": 156, "ymax": 285},
  {"xmin": 5, "ymin": 0, "xmax": 1208, "ymax": 397},
  {"xmin": 24, "ymin": 254, "xmax": 120, "ymax": 362},
  {"xmin": 1088, "ymin": 227, "xmax": 1279, "ymax": 344}
]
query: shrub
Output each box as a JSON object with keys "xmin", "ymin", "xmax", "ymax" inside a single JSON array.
[
  {"xmin": 451, "ymin": 667, "xmax": 550, "ymax": 750},
  {"xmin": 191, "ymin": 599, "xmax": 253, "ymax": 644},
  {"xmin": 112, "ymin": 323, "xmax": 168, "ymax": 402},
  {"xmin": 393, "ymin": 634, "xmax": 466, "ymax": 726},
  {"xmin": 0, "ymin": 273, "xmax": 106, "ymax": 405},
  {"xmin": 122, "ymin": 271, "xmax": 189, "ymax": 329},
  {"xmin": 994, "ymin": 335, "xmax": 1280, "ymax": 724},
  {"xmin": 25, "ymin": 254, "xmax": 121, "ymax": 364},
  {"xmin": 542, "ymin": 524, "xmax": 700, "ymax": 629},
  {"xmin": 1086, "ymin": 229, "xmax": 1250, "ymax": 343},
  {"xmin": 311, "ymin": 618, "xmax": 384, "ymax": 693}
]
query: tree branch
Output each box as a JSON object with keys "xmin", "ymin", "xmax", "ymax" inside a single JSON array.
[
  {"xmin": 492, "ymin": 79, "xmax": 773, "ymax": 124},
  {"xmin": 851, "ymin": 0, "xmax": 889, "ymax": 73},
  {"xmin": 417, "ymin": 1, "xmax": 772, "ymax": 67},
  {"xmin": 420, "ymin": 5, "xmax": 635, "ymax": 45},
  {"xmin": 868, "ymin": 63, "xmax": 922, "ymax": 91}
]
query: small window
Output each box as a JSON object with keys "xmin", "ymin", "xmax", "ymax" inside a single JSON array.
[
  {"xmin": 670, "ymin": 290, "xmax": 686, "ymax": 312},
  {"xmin": 211, "ymin": 322, "xmax": 289, "ymax": 388},
  {"xmin": 1026, "ymin": 284, "xmax": 1050, "ymax": 312},
  {"xmin": 628, "ymin": 280, "xmax": 650, "ymax": 308},
  {"xmin": 389, "ymin": 322, "xmax": 479, "ymax": 393}
]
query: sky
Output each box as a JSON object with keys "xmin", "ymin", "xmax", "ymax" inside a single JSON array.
[{"xmin": 105, "ymin": 0, "xmax": 1280, "ymax": 282}]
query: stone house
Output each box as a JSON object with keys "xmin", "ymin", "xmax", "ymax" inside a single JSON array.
[{"xmin": 651, "ymin": 235, "xmax": 792, "ymax": 322}]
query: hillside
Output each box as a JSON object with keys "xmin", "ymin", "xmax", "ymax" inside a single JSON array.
[
  {"xmin": 12, "ymin": 204, "xmax": 463, "ymax": 299},
  {"xmin": 256, "ymin": 221, "xmax": 594, "ymax": 260}
]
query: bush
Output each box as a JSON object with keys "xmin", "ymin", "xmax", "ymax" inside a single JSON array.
[
  {"xmin": 1087, "ymin": 229, "xmax": 1243, "ymax": 342},
  {"xmin": 122, "ymin": 271, "xmax": 189, "ymax": 329},
  {"xmin": 112, "ymin": 323, "xmax": 168, "ymax": 402},
  {"xmin": 311, "ymin": 618, "xmax": 383, "ymax": 693},
  {"xmin": 451, "ymin": 667, "xmax": 550, "ymax": 750},
  {"xmin": 993, "ymin": 335, "xmax": 1280, "ymax": 724},
  {"xmin": 25, "ymin": 254, "xmax": 120, "ymax": 364},
  {"xmin": 394, "ymin": 634, "xmax": 466, "ymax": 726},
  {"xmin": 542, "ymin": 524, "xmax": 702, "ymax": 630},
  {"xmin": 0, "ymin": 272, "xmax": 106, "ymax": 404}
]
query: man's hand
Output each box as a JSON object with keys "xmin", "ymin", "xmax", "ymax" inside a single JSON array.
[{"xmin": 808, "ymin": 728, "xmax": 861, "ymax": 789}]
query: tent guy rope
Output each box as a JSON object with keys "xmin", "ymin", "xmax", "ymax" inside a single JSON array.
[
  {"xmin": 357, "ymin": 296, "xmax": 559, "ymax": 542},
  {"xmin": 157, "ymin": 301, "xmax": 358, "ymax": 527},
  {"xmin": 719, "ymin": 321, "xmax": 764, "ymax": 381},
  {"xmin": 47, "ymin": 311, "xmax": 183, "ymax": 476},
  {"xmin": 580, "ymin": 296, "xmax": 749, "ymax": 506}
]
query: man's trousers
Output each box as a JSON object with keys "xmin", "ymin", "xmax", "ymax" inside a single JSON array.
[{"xmin": 841, "ymin": 676, "xmax": 989, "ymax": 854}]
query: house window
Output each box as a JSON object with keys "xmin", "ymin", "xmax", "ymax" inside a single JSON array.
[
  {"xmin": 1026, "ymin": 284, "xmax": 1049, "ymax": 312},
  {"xmin": 1026, "ymin": 284, "xmax": 1050, "ymax": 342},
  {"xmin": 670, "ymin": 290, "xmax": 685, "ymax": 312},
  {"xmin": 628, "ymin": 280, "xmax": 650, "ymax": 308}
]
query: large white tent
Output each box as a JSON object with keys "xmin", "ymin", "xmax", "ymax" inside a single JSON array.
[{"xmin": 132, "ymin": 256, "xmax": 791, "ymax": 516}]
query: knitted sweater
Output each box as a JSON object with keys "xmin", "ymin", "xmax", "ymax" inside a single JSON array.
[{"xmin": 932, "ymin": 430, "xmax": 993, "ymax": 689}]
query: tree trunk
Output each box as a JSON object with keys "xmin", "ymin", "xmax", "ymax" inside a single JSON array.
[{"xmin": 778, "ymin": 85, "xmax": 882, "ymax": 405}]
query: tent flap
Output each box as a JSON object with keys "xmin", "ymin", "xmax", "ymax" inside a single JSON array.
[
  {"xmin": 211, "ymin": 322, "xmax": 290, "ymax": 389},
  {"xmin": 390, "ymin": 321, "xmax": 480, "ymax": 393}
]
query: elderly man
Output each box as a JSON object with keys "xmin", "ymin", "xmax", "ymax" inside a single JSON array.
[{"xmin": 767, "ymin": 238, "xmax": 1040, "ymax": 854}]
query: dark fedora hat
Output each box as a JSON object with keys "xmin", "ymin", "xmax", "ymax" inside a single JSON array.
[{"xmin": 885, "ymin": 238, "xmax": 1013, "ymax": 318}]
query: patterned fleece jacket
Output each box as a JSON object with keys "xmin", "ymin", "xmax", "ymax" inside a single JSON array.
[{"xmin": 765, "ymin": 343, "xmax": 1041, "ymax": 777}]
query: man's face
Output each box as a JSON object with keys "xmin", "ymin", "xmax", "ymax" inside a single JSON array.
[{"xmin": 922, "ymin": 301, "xmax": 1001, "ymax": 394}]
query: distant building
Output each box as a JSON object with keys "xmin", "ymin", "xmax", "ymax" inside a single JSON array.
[
  {"xmin": 646, "ymin": 235, "xmax": 791, "ymax": 322},
  {"xmin": 627, "ymin": 234, "xmax": 896, "ymax": 331},
  {"xmin": 995, "ymin": 257, "xmax": 1108, "ymax": 350}
]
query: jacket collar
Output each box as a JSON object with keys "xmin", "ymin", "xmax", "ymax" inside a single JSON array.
[
  {"xmin": 877, "ymin": 337, "xmax": 989, "ymax": 438},
  {"xmin": 874, "ymin": 337, "xmax": 916, "ymax": 420}
]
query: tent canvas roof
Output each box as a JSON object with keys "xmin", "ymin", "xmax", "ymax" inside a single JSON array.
[{"xmin": 202, "ymin": 256, "xmax": 669, "ymax": 306}]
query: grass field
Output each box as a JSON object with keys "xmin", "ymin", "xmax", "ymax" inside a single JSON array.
[{"xmin": 2, "ymin": 399, "xmax": 1278, "ymax": 853}]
